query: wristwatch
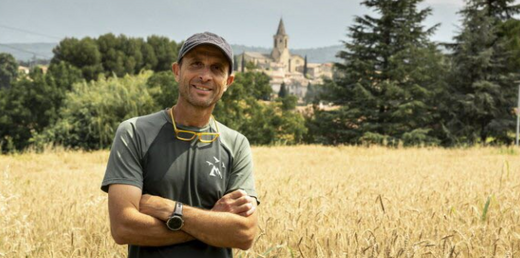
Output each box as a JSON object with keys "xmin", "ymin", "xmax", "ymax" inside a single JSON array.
[{"xmin": 166, "ymin": 202, "xmax": 184, "ymax": 231}]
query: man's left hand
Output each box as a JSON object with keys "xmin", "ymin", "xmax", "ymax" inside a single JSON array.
[{"xmin": 211, "ymin": 189, "xmax": 256, "ymax": 217}]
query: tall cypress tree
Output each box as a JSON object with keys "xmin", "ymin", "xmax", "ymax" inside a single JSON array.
[
  {"xmin": 443, "ymin": 0, "xmax": 520, "ymax": 144},
  {"xmin": 303, "ymin": 55, "xmax": 308, "ymax": 78},
  {"xmin": 317, "ymin": 0, "xmax": 445, "ymax": 145},
  {"xmin": 278, "ymin": 82, "xmax": 287, "ymax": 98},
  {"xmin": 241, "ymin": 53, "xmax": 245, "ymax": 73}
]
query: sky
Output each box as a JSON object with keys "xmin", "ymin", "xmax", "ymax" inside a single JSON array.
[{"xmin": 0, "ymin": 0, "xmax": 471, "ymax": 49}]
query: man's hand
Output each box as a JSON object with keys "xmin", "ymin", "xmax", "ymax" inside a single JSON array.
[
  {"xmin": 140, "ymin": 194, "xmax": 175, "ymax": 221},
  {"xmin": 212, "ymin": 189, "xmax": 256, "ymax": 217}
]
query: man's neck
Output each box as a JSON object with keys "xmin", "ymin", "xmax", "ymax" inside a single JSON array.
[{"xmin": 172, "ymin": 101, "xmax": 214, "ymax": 128}]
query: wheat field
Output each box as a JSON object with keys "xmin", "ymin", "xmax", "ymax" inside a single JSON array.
[{"xmin": 1, "ymin": 146, "xmax": 519, "ymax": 257}]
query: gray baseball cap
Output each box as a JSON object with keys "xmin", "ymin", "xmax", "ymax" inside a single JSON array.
[{"xmin": 177, "ymin": 32, "xmax": 234, "ymax": 74}]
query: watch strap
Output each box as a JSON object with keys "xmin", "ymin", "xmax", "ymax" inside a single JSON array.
[{"xmin": 173, "ymin": 202, "xmax": 183, "ymax": 217}]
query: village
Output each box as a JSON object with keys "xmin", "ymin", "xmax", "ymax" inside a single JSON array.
[{"xmin": 235, "ymin": 19, "xmax": 333, "ymax": 100}]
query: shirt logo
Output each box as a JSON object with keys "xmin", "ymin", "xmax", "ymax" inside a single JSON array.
[{"xmin": 206, "ymin": 156, "xmax": 225, "ymax": 179}]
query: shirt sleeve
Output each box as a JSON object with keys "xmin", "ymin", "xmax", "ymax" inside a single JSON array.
[
  {"xmin": 101, "ymin": 119, "xmax": 144, "ymax": 193},
  {"xmin": 225, "ymin": 136, "xmax": 260, "ymax": 204}
]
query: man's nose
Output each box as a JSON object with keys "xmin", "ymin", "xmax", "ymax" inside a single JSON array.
[{"xmin": 199, "ymin": 66, "xmax": 212, "ymax": 82}]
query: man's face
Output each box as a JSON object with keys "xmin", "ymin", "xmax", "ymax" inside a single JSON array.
[{"xmin": 172, "ymin": 44, "xmax": 234, "ymax": 109}]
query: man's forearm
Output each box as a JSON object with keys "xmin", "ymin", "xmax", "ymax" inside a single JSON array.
[
  {"xmin": 111, "ymin": 206, "xmax": 195, "ymax": 247},
  {"xmin": 141, "ymin": 196, "xmax": 257, "ymax": 250}
]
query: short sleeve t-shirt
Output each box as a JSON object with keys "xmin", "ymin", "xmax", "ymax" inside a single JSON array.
[{"xmin": 101, "ymin": 109, "xmax": 258, "ymax": 258}]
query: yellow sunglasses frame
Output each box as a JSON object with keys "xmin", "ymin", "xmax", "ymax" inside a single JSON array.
[{"xmin": 170, "ymin": 107, "xmax": 220, "ymax": 143}]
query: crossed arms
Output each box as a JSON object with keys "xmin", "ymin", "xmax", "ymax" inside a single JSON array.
[{"xmin": 108, "ymin": 184, "xmax": 258, "ymax": 250}]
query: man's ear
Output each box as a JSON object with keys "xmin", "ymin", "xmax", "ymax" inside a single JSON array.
[
  {"xmin": 172, "ymin": 62, "xmax": 180, "ymax": 82},
  {"xmin": 224, "ymin": 74, "xmax": 235, "ymax": 92}
]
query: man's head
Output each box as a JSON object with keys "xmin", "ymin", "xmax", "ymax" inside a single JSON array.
[
  {"xmin": 173, "ymin": 32, "xmax": 235, "ymax": 109},
  {"xmin": 177, "ymin": 32, "xmax": 233, "ymax": 75}
]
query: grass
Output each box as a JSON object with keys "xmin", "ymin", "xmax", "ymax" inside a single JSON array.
[{"xmin": 0, "ymin": 146, "xmax": 519, "ymax": 257}]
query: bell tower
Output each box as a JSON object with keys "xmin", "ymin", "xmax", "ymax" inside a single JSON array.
[{"xmin": 271, "ymin": 18, "xmax": 289, "ymax": 63}]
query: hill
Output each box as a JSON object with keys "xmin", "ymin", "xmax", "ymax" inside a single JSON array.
[
  {"xmin": 0, "ymin": 42, "xmax": 343, "ymax": 64},
  {"xmin": 0, "ymin": 42, "xmax": 56, "ymax": 62}
]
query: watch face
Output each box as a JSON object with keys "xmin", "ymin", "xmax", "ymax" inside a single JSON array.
[{"xmin": 167, "ymin": 216, "xmax": 184, "ymax": 231}]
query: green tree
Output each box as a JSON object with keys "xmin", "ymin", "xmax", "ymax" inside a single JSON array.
[
  {"xmin": 0, "ymin": 82, "xmax": 31, "ymax": 152},
  {"xmin": 237, "ymin": 70, "xmax": 272, "ymax": 100},
  {"xmin": 97, "ymin": 33, "xmax": 125, "ymax": 76},
  {"xmin": 499, "ymin": 19, "xmax": 520, "ymax": 71},
  {"xmin": 141, "ymin": 41, "xmax": 158, "ymax": 71},
  {"xmin": 52, "ymin": 37, "xmax": 103, "ymax": 81},
  {"xmin": 47, "ymin": 61, "xmax": 83, "ymax": 91},
  {"xmin": 146, "ymin": 71, "xmax": 178, "ymax": 109},
  {"xmin": 245, "ymin": 61, "xmax": 257, "ymax": 71},
  {"xmin": 280, "ymin": 95, "xmax": 298, "ymax": 111},
  {"xmin": 147, "ymin": 35, "xmax": 180, "ymax": 71},
  {"xmin": 442, "ymin": 0, "xmax": 520, "ymax": 145},
  {"xmin": 278, "ymin": 82, "xmax": 287, "ymax": 98},
  {"xmin": 34, "ymin": 72, "xmax": 158, "ymax": 150},
  {"xmin": 0, "ymin": 67, "xmax": 66, "ymax": 152},
  {"xmin": 97, "ymin": 34, "xmax": 146, "ymax": 76},
  {"xmin": 303, "ymin": 55, "xmax": 308, "ymax": 78},
  {"xmin": 52, "ymin": 34, "xmax": 180, "ymax": 80},
  {"xmin": 120, "ymin": 35, "xmax": 144, "ymax": 75},
  {"xmin": 0, "ymin": 53, "xmax": 18, "ymax": 89},
  {"xmin": 315, "ymin": 0, "xmax": 445, "ymax": 145},
  {"xmin": 241, "ymin": 54, "xmax": 245, "ymax": 72}
]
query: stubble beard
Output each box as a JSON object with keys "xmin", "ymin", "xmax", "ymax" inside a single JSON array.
[{"xmin": 179, "ymin": 82, "xmax": 221, "ymax": 109}]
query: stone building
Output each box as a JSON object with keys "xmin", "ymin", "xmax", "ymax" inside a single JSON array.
[{"xmin": 236, "ymin": 19, "xmax": 332, "ymax": 100}]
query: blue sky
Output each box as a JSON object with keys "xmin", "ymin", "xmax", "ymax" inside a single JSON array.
[{"xmin": 0, "ymin": 0, "xmax": 475, "ymax": 48}]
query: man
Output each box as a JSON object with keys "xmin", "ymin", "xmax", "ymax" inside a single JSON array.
[{"xmin": 101, "ymin": 32, "xmax": 259, "ymax": 257}]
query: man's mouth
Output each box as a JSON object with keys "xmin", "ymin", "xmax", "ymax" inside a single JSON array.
[{"xmin": 192, "ymin": 84, "xmax": 212, "ymax": 91}]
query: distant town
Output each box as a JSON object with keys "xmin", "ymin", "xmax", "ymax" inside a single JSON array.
[{"xmin": 235, "ymin": 19, "xmax": 333, "ymax": 100}]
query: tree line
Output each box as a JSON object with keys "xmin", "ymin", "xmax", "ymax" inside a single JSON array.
[
  {"xmin": 1, "ymin": 0, "xmax": 520, "ymax": 152},
  {"xmin": 0, "ymin": 34, "xmax": 305, "ymax": 152}
]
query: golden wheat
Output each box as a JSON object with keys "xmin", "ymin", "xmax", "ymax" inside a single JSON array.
[{"xmin": 1, "ymin": 146, "xmax": 519, "ymax": 257}]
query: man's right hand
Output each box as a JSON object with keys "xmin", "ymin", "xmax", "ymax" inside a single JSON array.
[{"xmin": 212, "ymin": 189, "xmax": 256, "ymax": 217}]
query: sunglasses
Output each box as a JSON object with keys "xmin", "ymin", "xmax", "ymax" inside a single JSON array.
[{"xmin": 170, "ymin": 107, "xmax": 220, "ymax": 143}]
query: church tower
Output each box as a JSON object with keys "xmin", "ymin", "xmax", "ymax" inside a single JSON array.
[{"xmin": 271, "ymin": 18, "xmax": 290, "ymax": 63}]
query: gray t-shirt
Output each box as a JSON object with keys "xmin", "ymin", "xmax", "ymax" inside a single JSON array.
[{"xmin": 101, "ymin": 109, "xmax": 258, "ymax": 258}]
